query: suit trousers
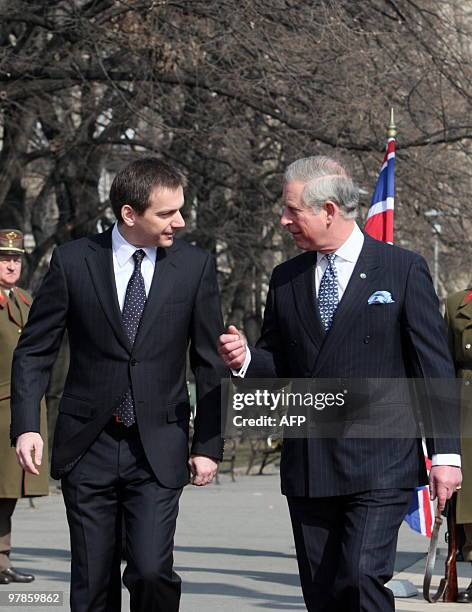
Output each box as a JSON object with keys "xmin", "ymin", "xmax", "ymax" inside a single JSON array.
[
  {"xmin": 0, "ymin": 498, "xmax": 17, "ymax": 570},
  {"xmin": 287, "ymin": 489, "xmax": 413, "ymax": 612},
  {"xmin": 61, "ymin": 421, "xmax": 182, "ymax": 612}
]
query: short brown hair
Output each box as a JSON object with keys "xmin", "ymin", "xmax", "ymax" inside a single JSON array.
[{"xmin": 109, "ymin": 158, "xmax": 185, "ymax": 222}]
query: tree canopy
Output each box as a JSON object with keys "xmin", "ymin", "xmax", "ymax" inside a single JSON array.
[{"xmin": 0, "ymin": 0, "xmax": 470, "ymax": 332}]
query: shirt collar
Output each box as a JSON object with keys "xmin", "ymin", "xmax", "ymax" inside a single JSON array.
[
  {"xmin": 317, "ymin": 223, "xmax": 364, "ymax": 264},
  {"xmin": 112, "ymin": 223, "xmax": 157, "ymax": 267}
]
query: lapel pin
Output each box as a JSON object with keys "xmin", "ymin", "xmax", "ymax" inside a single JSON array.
[{"xmin": 360, "ymin": 273, "xmax": 367, "ymax": 279}]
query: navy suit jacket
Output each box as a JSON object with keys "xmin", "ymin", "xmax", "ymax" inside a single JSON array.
[
  {"xmin": 247, "ymin": 233, "xmax": 460, "ymax": 497},
  {"xmin": 10, "ymin": 228, "xmax": 226, "ymax": 486}
]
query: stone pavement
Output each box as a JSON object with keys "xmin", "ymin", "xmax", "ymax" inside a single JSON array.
[{"xmin": 4, "ymin": 473, "xmax": 471, "ymax": 611}]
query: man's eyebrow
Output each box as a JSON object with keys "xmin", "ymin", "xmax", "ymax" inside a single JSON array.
[{"xmin": 157, "ymin": 202, "xmax": 184, "ymax": 213}]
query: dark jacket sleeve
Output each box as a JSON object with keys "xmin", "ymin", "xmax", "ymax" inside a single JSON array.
[
  {"xmin": 402, "ymin": 255, "xmax": 460, "ymax": 457},
  {"xmin": 10, "ymin": 248, "xmax": 68, "ymax": 442},
  {"xmin": 189, "ymin": 253, "xmax": 227, "ymax": 460},
  {"xmin": 444, "ymin": 294, "xmax": 461, "ymax": 376}
]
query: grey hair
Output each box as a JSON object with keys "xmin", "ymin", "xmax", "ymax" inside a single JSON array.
[{"xmin": 284, "ymin": 156, "xmax": 359, "ymax": 220}]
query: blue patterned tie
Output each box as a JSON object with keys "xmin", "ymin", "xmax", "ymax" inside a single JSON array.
[
  {"xmin": 114, "ymin": 249, "xmax": 147, "ymax": 426},
  {"xmin": 317, "ymin": 253, "xmax": 339, "ymax": 331}
]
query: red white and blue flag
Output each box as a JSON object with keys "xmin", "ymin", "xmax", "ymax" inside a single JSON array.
[
  {"xmin": 365, "ymin": 134, "xmax": 434, "ymax": 537},
  {"xmin": 403, "ymin": 451, "xmax": 434, "ymax": 537},
  {"xmin": 364, "ymin": 137, "xmax": 395, "ymax": 244}
]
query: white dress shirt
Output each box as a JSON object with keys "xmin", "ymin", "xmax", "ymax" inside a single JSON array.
[
  {"xmin": 315, "ymin": 223, "xmax": 364, "ymax": 299},
  {"xmin": 235, "ymin": 224, "xmax": 364, "ymax": 377},
  {"xmin": 233, "ymin": 222, "xmax": 460, "ymax": 467},
  {"xmin": 112, "ymin": 223, "xmax": 157, "ymax": 311}
]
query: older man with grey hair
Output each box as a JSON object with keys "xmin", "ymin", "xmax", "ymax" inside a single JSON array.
[{"xmin": 219, "ymin": 155, "xmax": 461, "ymax": 611}]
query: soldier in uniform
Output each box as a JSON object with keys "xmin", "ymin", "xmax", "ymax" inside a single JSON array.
[
  {"xmin": 445, "ymin": 289, "xmax": 472, "ymax": 603},
  {"xmin": 0, "ymin": 229, "xmax": 48, "ymax": 584}
]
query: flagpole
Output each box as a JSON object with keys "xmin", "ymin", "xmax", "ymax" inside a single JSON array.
[
  {"xmin": 383, "ymin": 107, "xmax": 421, "ymax": 599},
  {"xmin": 364, "ymin": 108, "xmax": 396, "ymax": 244},
  {"xmin": 387, "ymin": 107, "xmax": 397, "ymax": 140}
]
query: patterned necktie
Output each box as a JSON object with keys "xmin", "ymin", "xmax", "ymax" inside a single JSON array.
[
  {"xmin": 317, "ymin": 253, "xmax": 339, "ymax": 331},
  {"xmin": 114, "ymin": 249, "xmax": 147, "ymax": 426}
]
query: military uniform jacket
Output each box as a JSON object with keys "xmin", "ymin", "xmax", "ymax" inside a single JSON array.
[
  {"xmin": 446, "ymin": 289, "xmax": 472, "ymax": 523},
  {"xmin": 0, "ymin": 288, "xmax": 49, "ymax": 497}
]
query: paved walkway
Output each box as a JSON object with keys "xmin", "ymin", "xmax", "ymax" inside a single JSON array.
[{"xmin": 5, "ymin": 473, "xmax": 471, "ymax": 611}]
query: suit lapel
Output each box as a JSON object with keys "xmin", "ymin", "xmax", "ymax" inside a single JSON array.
[
  {"xmin": 312, "ymin": 235, "xmax": 383, "ymax": 376},
  {"xmin": 291, "ymin": 252, "xmax": 325, "ymax": 352},
  {"xmin": 132, "ymin": 243, "xmax": 181, "ymax": 351},
  {"xmin": 85, "ymin": 228, "xmax": 132, "ymax": 353},
  {"xmin": 86, "ymin": 230, "xmax": 183, "ymax": 353}
]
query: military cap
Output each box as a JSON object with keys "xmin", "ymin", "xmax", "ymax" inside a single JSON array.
[{"xmin": 0, "ymin": 229, "xmax": 25, "ymax": 255}]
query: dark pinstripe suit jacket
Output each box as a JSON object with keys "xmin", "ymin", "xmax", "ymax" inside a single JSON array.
[
  {"xmin": 247, "ymin": 233, "xmax": 459, "ymax": 497},
  {"xmin": 10, "ymin": 228, "xmax": 226, "ymax": 486}
]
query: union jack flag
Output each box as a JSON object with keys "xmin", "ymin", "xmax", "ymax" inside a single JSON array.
[
  {"xmin": 364, "ymin": 133, "xmax": 434, "ymax": 537},
  {"xmin": 364, "ymin": 137, "xmax": 395, "ymax": 244},
  {"xmin": 403, "ymin": 449, "xmax": 434, "ymax": 537}
]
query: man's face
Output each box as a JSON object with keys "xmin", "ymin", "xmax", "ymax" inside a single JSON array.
[
  {"xmin": 0, "ymin": 255, "xmax": 22, "ymax": 289},
  {"xmin": 125, "ymin": 185, "xmax": 186, "ymax": 247},
  {"xmin": 280, "ymin": 181, "xmax": 327, "ymax": 251}
]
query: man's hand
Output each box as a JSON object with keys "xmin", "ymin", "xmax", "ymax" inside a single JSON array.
[
  {"xmin": 16, "ymin": 432, "xmax": 43, "ymax": 475},
  {"xmin": 188, "ymin": 455, "xmax": 219, "ymax": 486},
  {"xmin": 218, "ymin": 325, "xmax": 247, "ymax": 369},
  {"xmin": 429, "ymin": 465, "xmax": 462, "ymax": 512}
]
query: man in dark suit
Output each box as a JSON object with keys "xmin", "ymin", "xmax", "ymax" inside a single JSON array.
[
  {"xmin": 11, "ymin": 159, "xmax": 225, "ymax": 612},
  {"xmin": 219, "ymin": 155, "xmax": 462, "ymax": 611}
]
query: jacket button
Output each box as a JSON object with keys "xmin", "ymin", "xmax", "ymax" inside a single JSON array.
[
  {"xmin": 363, "ymin": 336, "xmax": 370, "ymax": 344},
  {"xmin": 130, "ymin": 358, "xmax": 137, "ymax": 366},
  {"xmin": 466, "ymin": 344, "xmax": 471, "ymax": 350},
  {"xmin": 289, "ymin": 340, "xmax": 297, "ymax": 347}
]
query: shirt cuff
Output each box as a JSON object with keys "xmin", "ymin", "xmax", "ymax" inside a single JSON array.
[
  {"xmin": 431, "ymin": 453, "xmax": 461, "ymax": 468},
  {"xmin": 231, "ymin": 347, "xmax": 251, "ymax": 378}
]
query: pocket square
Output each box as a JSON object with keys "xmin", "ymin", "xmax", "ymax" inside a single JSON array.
[{"xmin": 368, "ymin": 291, "xmax": 394, "ymax": 305}]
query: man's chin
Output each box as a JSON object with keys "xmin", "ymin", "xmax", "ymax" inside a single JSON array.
[{"xmin": 158, "ymin": 234, "xmax": 175, "ymax": 247}]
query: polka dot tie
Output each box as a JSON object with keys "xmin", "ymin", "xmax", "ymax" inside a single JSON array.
[
  {"xmin": 114, "ymin": 249, "xmax": 147, "ymax": 426},
  {"xmin": 317, "ymin": 253, "xmax": 339, "ymax": 331}
]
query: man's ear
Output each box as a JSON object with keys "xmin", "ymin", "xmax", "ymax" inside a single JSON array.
[
  {"xmin": 323, "ymin": 200, "xmax": 338, "ymax": 223},
  {"xmin": 121, "ymin": 204, "xmax": 136, "ymax": 227}
]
